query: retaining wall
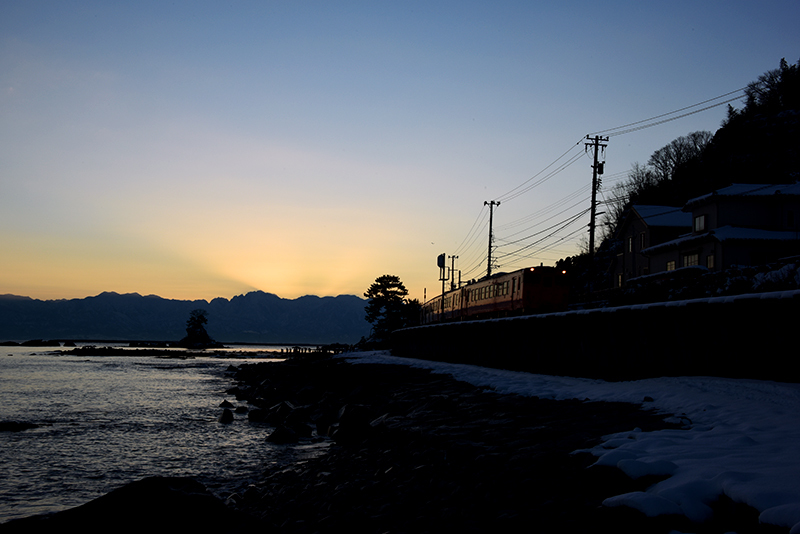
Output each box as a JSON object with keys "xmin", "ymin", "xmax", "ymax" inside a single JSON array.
[{"xmin": 391, "ymin": 290, "xmax": 800, "ymax": 382}]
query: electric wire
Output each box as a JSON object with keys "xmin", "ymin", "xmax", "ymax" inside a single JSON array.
[
  {"xmin": 452, "ymin": 206, "xmax": 488, "ymax": 257},
  {"xmin": 496, "ymin": 197, "xmax": 591, "ymax": 245},
  {"xmin": 495, "ymin": 147, "xmax": 586, "ymax": 204},
  {"xmin": 494, "ymin": 208, "xmax": 590, "ymax": 261},
  {"xmin": 589, "ymin": 87, "xmax": 746, "ymax": 137},
  {"xmin": 447, "ymin": 85, "xmax": 748, "ymax": 280}
]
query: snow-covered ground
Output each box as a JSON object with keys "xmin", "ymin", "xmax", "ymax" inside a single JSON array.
[{"xmin": 340, "ymin": 351, "xmax": 800, "ymax": 532}]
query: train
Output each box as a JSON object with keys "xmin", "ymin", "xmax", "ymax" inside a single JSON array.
[{"xmin": 421, "ymin": 265, "xmax": 570, "ymax": 324}]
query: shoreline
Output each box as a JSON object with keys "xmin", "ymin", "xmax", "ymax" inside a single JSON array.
[{"xmin": 3, "ymin": 353, "xmax": 782, "ymax": 533}]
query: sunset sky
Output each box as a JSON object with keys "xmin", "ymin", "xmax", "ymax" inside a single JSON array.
[{"xmin": 2, "ymin": 1, "xmax": 798, "ymax": 303}]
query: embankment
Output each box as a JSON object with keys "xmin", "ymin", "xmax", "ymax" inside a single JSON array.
[{"xmin": 393, "ymin": 290, "xmax": 800, "ymax": 382}]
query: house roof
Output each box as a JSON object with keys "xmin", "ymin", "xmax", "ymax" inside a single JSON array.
[
  {"xmin": 642, "ymin": 225, "xmax": 800, "ymax": 255},
  {"xmin": 631, "ymin": 205, "xmax": 692, "ymax": 228},
  {"xmin": 685, "ymin": 182, "xmax": 800, "ymax": 210}
]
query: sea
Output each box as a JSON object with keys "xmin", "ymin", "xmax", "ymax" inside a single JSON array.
[{"xmin": 0, "ymin": 343, "xmax": 327, "ymax": 524}]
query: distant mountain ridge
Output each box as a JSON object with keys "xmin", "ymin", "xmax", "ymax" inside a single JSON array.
[{"xmin": 0, "ymin": 291, "xmax": 371, "ymax": 344}]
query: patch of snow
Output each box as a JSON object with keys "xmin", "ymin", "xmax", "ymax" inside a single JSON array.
[{"xmin": 340, "ymin": 350, "xmax": 800, "ymax": 530}]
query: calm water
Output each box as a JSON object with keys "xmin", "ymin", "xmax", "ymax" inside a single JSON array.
[{"xmin": 0, "ymin": 345, "xmax": 323, "ymax": 523}]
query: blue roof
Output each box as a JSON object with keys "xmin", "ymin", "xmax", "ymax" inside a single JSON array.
[
  {"xmin": 632, "ymin": 205, "xmax": 692, "ymax": 228},
  {"xmin": 685, "ymin": 183, "xmax": 800, "ymax": 208}
]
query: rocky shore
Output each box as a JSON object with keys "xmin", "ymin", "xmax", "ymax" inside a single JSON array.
[
  {"xmin": 3, "ymin": 353, "xmax": 779, "ymax": 533},
  {"xmin": 221, "ymin": 354, "xmax": 763, "ymax": 533}
]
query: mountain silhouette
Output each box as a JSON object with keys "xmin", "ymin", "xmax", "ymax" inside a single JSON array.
[{"xmin": 0, "ymin": 291, "xmax": 370, "ymax": 344}]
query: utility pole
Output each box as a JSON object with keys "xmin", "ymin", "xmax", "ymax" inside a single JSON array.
[
  {"xmin": 585, "ymin": 135, "xmax": 608, "ymax": 259},
  {"xmin": 449, "ymin": 255, "xmax": 458, "ymax": 290},
  {"xmin": 437, "ymin": 253, "xmax": 447, "ymax": 315},
  {"xmin": 484, "ymin": 200, "xmax": 500, "ymax": 277}
]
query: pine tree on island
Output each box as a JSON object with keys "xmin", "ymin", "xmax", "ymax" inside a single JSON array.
[{"xmin": 178, "ymin": 309, "xmax": 222, "ymax": 349}]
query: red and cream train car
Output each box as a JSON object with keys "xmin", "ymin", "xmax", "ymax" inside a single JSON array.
[{"xmin": 421, "ymin": 266, "xmax": 569, "ymax": 324}]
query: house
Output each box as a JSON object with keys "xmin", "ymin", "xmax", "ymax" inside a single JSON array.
[
  {"xmin": 614, "ymin": 205, "xmax": 692, "ymax": 287},
  {"xmin": 643, "ymin": 183, "xmax": 800, "ymax": 274}
]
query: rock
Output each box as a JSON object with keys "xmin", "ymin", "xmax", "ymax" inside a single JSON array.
[
  {"xmin": 0, "ymin": 421, "xmax": 38, "ymax": 432},
  {"xmin": 218, "ymin": 408, "xmax": 234, "ymax": 424},
  {"xmin": 332, "ymin": 404, "xmax": 376, "ymax": 443},
  {"xmin": 266, "ymin": 400, "xmax": 297, "ymax": 425},
  {"xmin": 247, "ymin": 408, "xmax": 268, "ymax": 423},
  {"xmin": 219, "ymin": 400, "xmax": 235, "ymax": 408},
  {"xmin": 0, "ymin": 476, "xmax": 263, "ymax": 532},
  {"xmin": 267, "ymin": 425, "xmax": 298, "ymax": 444}
]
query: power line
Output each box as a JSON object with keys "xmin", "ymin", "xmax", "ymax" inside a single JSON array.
[
  {"xmin": 495, "ymin": 146, "xmax": 586, "ymax": 204},
  {"xmin": 495, "ymin": 208, "xmax": 590, "ymax": 261},
  {"xmin": 496, "ymin": 198, "xmax": 590, "ymax": 245},
  {"xmin": 452, "ymin": 206, "xmax": 488, "ymax": 257},
  {"xmin": 447, "ymin": 85, "xmax": 748, "ymax": 275},
  {"xmin": 590, "ymin": 87, "xmax": 747, "ymax": 137}
]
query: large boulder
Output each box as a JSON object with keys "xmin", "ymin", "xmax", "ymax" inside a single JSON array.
[{"xmin": 0, "ymin": 476, "xmax": 262, "ymax": 532}]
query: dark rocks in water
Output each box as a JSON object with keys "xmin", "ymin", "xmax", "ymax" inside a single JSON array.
[
  {"xmin": 0, "ymin": 476, "xmax": 263, "ymax": 532},
  {"xmin": 218, "ymin": 408, "xmax": 234, "ymax": 424},
  {"xmin": 266, "ymin": 425, "xmax": 298, "ymax": 444},
  {"xmin": 265, "ymin": 400, "xmax": 297, "ymax": 425},
  {"xmin": 0, "ymin": 421, "xmax": 39, "ymax": 432},
  {"xmin": 20, "ymin": 339, "xmax": 60, "ymax": 347},
  {"xmin": 247, "ymin": 407, "xmax": 268, "ymax": 423},
  {"xmin": 219, "ymin": 400, "xmax": 235, "ymax": 408},
  {"xmin": 233, "ymin": 406, "xmax": 248, "ymax": 414}
]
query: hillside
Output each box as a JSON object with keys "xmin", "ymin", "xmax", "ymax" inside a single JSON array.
[{"xmin": 0, "ymin": 291, "xmax": 371, "ymax": 344}]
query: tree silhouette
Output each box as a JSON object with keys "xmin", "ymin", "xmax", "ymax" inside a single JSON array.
[
  {"xmin": 179, "ymin": 308, "xmax": 218, "ymax": 348},
  {"xmin": 364, "ymin": 275, "xmax": 418, "ymax": 344}
]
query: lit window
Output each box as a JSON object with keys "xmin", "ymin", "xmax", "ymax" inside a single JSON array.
[
  {"xmin": 627, "ymin": 236, "xmax": 633, "ymax": 252},
  {"xmin": 666, "ymin": 261, "xmax": 676, "ymax": 271},
  {"xmin": 707, "ymin": 254, "xmax": 715, "ymax": 269},
  {"xmin": 683, "ymin": 253, "xmax": 699, "ymax": 267},
  {"xmin": 639, "ymin": 233, "xmax": 646, "ymax": 249},
  {"xmin": 694, "ymin": 215, "xmax": 706, "ymax": 232}
]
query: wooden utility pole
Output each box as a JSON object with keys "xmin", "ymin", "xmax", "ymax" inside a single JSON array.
[
  {"xmin": 484, "ymin": 200, "xmax": 500, "ymax": 277},
  {"xmin": 585, "ymin": 135, "xmax": 608, "ymax": 258}
]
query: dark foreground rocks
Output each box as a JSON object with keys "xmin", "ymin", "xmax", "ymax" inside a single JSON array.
[
  {"xmin": 223, "ymin": 354, "xmax": 781, "ymax": 534},
  {"xmin": 0, "ymin": 476, "xmax": 262, "ymax": 533}
]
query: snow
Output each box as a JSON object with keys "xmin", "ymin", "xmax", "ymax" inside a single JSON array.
[
  {"xmin": 339, "ymin": 350, "xmax": 800, "ymax": 532},
  {"xmin": 643, "ymin": 225, "xmax": 800, "ymax": 255},
  {"xmin": 632, "ymin": 205, "xmax": 692, "ymax": 228},
  {"xmin": 686, "ymin": 183, "xmax": 800, "ymax": 209}
]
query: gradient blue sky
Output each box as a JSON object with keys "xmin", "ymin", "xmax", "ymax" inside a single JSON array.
[{"xmin": 2, "ymin": 1, "xmax": 798, "ymax": 302}]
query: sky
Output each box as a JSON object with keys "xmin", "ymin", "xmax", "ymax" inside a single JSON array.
[
  {"xmin": 345, "ymin": 349, "xmax": 800, "ymax": 531},
  {"xmin": 2, "ymin": 1, "xmax": 799, "ymax": 303}
]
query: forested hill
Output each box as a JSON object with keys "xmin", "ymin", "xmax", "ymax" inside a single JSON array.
[
  {"xmin": 611, "ymin": 58, "xmax": 799, "ymax": 212},
  {"xmin": 0, "ymin": 291, "xmax": 371, "ymax": 344}
]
